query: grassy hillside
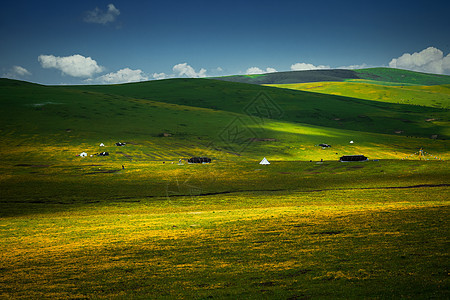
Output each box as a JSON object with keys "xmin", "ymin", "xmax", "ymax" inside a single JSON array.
[
  {"xmin": 65, "ymin": 78, "xmax": 449, "ymax": 139},
  {"xmin": 1, "ymin": 77, "xmax": 448, "ymax": 165},
  {"xmin": 355, "ymin": 68, "xmax": 450, "ymax": 85},
  {"xmin": 212, "ymin": 69, "xmax": 360, "ymax": 84},
  {"xmin": 213, "ymin": 67, "xmax": 450, "ymax": 85},
  {"xmin": 266, "ymin": 81, "xmax": 450, "ymax": 109}
]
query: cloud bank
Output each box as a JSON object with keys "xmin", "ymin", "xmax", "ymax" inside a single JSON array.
[
  {"xmin": 152, "ymin": 72, "xmax": 168, "ymax": 80},
  {"xmin": 338, "ymin": 63, "xmax": 369, "ymax": 70},
  {"xmin": 173, "ymin": 63, "xmax": 207, "ymax": 78},
  {"xmin": 96, "ymin": 68, "xmax": 148, "ymax": 84},
  {"xmin": 290, "ymin": 62, "xmax": 330, "ymax": 71},
  {"xmin": 84, "ymin": 4, "xmax": 120, "ymax": 24},
  {"xmin": 38, "ymin": 54, "xmax": 104, "ymax": 77},
  {"xmin": 2, "ymin": 66, "xmax": 31, "ymax": 79},
  {"xmin": 389, "ymin": 47, "xmax": 450, "ymax": 75},
  {"xmin": 246, "ymin": 67, "xmax": 277, "ymax": 75}
]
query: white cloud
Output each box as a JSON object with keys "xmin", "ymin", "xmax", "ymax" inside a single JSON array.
[
  {"xmin": 245, "ymin": 67, "xmax": 277, "ymax": 75},
  {"xmin": 38, "ymin": 54, "xmax": 104, "ymax": 78},
  {"xmin": 389, "ymin": 47, "xmax": 450, "ymax": 75},
  {"xmin": 96, "ymin": 68, "xmax": 148, "ymax": 84},
  {"xmin": 152, "ymin": 72, "xmax": 168, "ymax": 80},
  {"xmin": 173, "ymin": 63, "xmax": 207, "ymax": 78},
  {"xmin": 338, "ymin": 63, "xmax": 369, "ymax": 70},
  {"xmin": 246, "ymin": 67, "xmax": 263, "ymax": 75},
  {"xmin": 290, "ymin": 62, "xmax": 330, "ymax": 71},
  {"xmin": 12, "ymin": 66, "xmax": 31, "ymax": 76},
  {"xmin": 2, "ymin": 65, "xmax": 32, "ymax": 79},
  {"xmin": 84, "ymin": 4, "xmax": 120, "ymax": 24}
]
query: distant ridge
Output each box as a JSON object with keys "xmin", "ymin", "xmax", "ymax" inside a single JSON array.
[
  {"xmin": 212, "ymin": 68, "xmax": 450, "ymax": 85},
  {"xmin": 212, "ymin": 69, "xmax": 360, "ymax": 84}
]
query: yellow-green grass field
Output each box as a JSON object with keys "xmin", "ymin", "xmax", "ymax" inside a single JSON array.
[
  {"xmin": 1, "ymin": 194, "xmax": 448, "ymax": 299},
  {"xmin": 1, "ymin": 158, "xmax": 449, "ymax": 299},
  {"xmin": 2, "ymin": 116, "xmax": 449, "ymax": 165},
  {"xmin": 266, "ymin": 81, "xmax": 450, "ymax": 109}
]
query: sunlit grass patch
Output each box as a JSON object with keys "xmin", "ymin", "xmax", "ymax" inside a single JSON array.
[
  {"xmin": 266, "ymin": 81, "xmax": 450, "ymax": 109},
  {"xmin": 1, "ymin": 192, "xmax": 448, "ymax": 298}
]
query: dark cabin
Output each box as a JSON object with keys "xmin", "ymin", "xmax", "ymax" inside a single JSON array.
[
  {"xmin": 339, "ymin": 155, "xmax": 368, "ymax": 162},
  {"xmin": 188, "ymin": 157, "xmax": 211, "ymax": 164}
]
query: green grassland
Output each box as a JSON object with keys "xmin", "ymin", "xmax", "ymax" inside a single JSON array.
[
  {"xmin": 354, "ymin": 68, "xmax": 450, "ymax": 85},
  {"xmin": 266, "ymin": 81, "xmax": 450, "ymax": 109},
  {"xmin": 66, "ymin": 78, "xmax": 449, "ymax": 139},
  {"xmin": 211, "ymin": 69, "xmax": 359, "ymax": 84},
  {"xmin": 1, "ymin": 77, "xmax": 449, "ymax": 163},
  {"xmin": 1, "ymin": 160, "xmax": 449, "ymax": 298},
  {"xmin": 0, "ymin": 69, "xmax": 449, "ymax": 298},
  {"xmin": 213, "ymin": 67, "xmax": 450, "ymax": 85}
]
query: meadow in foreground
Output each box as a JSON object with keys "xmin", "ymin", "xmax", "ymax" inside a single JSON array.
[{"xmin": 0, "ymin": 159, "xmax": 448, "ymax": 299}]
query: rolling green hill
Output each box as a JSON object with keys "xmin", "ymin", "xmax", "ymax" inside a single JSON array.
[
  {"xmin": 266, "ymin": 81, "xmax": 450, "ymax": 109},
  {"xmin": 354, "ymin": 68, "xmax": 450, "ymax": 85},
  {"xmin": 65, "ymin": 78, "xmax": 449, "ymax": 139},
  {"xmin": 212, "ymin": 69, "xmax": 360, "ymax": 84},
  {"xmin": 213, "ymin": 67, "xmax": 450, "ymax": 85},
  {"xmin": 0, "ymin": 73, "xmax": 449, "ymax": 163}
]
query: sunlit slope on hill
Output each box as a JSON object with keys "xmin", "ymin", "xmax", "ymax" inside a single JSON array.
[
  {"xmin": 67, "ymin": 78, "xmax": 449, "ymax": 139},
  {"xmin": 0, "ymin": 78, "xmax": 449, "ymax": 162},
  {"xmin": 266, "ymin": 82, "xmax": 450, "ymax": 109}
]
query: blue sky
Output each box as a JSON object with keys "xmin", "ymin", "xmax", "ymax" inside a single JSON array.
[{"xmin": 1, "ymin": 0, "xmax": 449, "ymax": 84}]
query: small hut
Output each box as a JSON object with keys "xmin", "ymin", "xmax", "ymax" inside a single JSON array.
[
  {"xmin": 339, "ymin": 155, "xmax": 368, "ymax": 162},
  {"xmin": 188, "ymin": 157, "xmax": 211, "ymax": 164}
]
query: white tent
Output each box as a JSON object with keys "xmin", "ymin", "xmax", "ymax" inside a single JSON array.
[
  {"xmin": 79, "ymin": 152, "xmax": 87, "ymax": 157},
  {"xmin": 99, "ymin": 143, "xmax": 105, "ymax": 147},
  {"xmin": 349, "ymin": 141, "xmax": 354, "ymax": 144},
  {"xmin": 259, "ymin": 157, "xmax": 270, "ymax": 165}
]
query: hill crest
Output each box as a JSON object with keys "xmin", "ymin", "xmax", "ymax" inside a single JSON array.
[{"xmin": 212, "ymin": 67, "xmax": 450, "ymax": 86}]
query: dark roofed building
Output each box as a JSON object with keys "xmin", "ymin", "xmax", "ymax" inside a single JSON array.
[
  {"xmin": 339, "ymin": 155, "xmax": 368, "ymax": 162},
  {"xmin": 188, "ymin": 157, "xmax": 211, "ymax": 164}
]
